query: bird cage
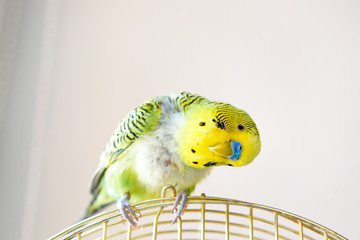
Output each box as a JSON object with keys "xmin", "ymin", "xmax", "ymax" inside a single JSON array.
[{"xmin": 49, "ymin": 186, "xmax": 347, "ymax": 240}]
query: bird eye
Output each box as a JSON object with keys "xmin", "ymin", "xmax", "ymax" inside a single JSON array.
[
  {"xmin": 237, "ymin": 124, "xmax": 245, "ymax": 131},
  {"xmin": 199, "ymin": 122, "xmax": 206, "ymax": 126}
]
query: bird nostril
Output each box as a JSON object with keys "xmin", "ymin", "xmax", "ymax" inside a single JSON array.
[{"xmin": 228, "ymin": 141, "xmax": 242, "ymax": 161}]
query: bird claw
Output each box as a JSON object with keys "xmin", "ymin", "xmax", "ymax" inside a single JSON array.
[
  {"xmin": 117, "ymin": 195, "xmax": 139, "ymax": 230},
  {"xmin": 171, "ymin": 190, "xmax": 188, "ymax": 224}
]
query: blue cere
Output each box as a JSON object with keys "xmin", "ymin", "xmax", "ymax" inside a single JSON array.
[{"xmin": 229, "ymin": 141, "xmax": 242, "ymax": 161}]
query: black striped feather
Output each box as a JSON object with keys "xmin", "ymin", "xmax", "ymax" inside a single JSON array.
[
  {"xmin": 175, "ymin": 92, "xmax": 208, "ymax": 111},
  {"xmin": 109, "ymin": 102, "xmax": 158, "ymax": 156}
]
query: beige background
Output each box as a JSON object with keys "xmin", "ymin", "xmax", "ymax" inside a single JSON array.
[{"xmin": 1, "ymin": 0, "xmax": 359, "ymax": 239}]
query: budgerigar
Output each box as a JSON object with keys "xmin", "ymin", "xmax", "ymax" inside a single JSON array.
[{"xmin": 83, "ymin": 92, "xmax": 261, "ymax": 228}]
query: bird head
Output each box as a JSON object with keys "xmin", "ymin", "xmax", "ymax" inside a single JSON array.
[{"xmin": 176, "ymin": 102, "xmax": 261, "ymax": 168}]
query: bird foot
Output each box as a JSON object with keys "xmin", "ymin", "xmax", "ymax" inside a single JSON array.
[
  {"xmin": 117, "ymin": 195, "xmax": 139, "ymax": 230},
  {"xmin": 171, "ymin": 190, "xmax": 189, "ymax": 224}
]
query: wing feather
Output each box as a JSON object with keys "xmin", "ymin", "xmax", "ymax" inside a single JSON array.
[{"xmin": 90, "ymin": 101, "xmax": 160, "ymax": 195}]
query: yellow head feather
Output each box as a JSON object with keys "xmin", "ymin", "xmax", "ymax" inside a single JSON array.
[{"xmin": 176, "ymin": 102, "xmax": 261, "ymax": 168}]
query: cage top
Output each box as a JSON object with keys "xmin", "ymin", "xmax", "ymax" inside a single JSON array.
[{"xmin": 49, "ymin": 185, "xmax": 347, "ymax": 240}]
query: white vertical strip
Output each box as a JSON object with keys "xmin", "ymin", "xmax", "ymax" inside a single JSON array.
[
  {"xmin": 0, "ymin": 0, "xmax": 24, "ymax": 131},
  {"xmin": 20, "ymin": 1, "xmax": 59, "ymax": 240}
]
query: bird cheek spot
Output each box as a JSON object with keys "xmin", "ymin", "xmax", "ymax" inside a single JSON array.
[{"xmin": 203, "ymin": 162, "xmax": 218, "ymax": 167}]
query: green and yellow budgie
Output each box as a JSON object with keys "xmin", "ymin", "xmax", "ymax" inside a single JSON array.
[{"xmin": 83, "ymin": 92, "xmax": 261, "ymax": 228}]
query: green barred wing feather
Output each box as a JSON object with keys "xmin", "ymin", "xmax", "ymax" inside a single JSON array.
[
  {"xmin": 90, "ymin": 102, "xmax": 161, "ymax": 195},
  {"xmin": 174, "ymin": 91, "xmax": 208, "ymax": 111},
  {"xmin": 104, "ymin": 102, "xmax": 161, "ymax": 166}
]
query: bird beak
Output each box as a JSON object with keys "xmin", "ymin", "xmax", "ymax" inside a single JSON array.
[{"xmin": 209, "ymin": 141, "xmax": 242, "ymax": 161}]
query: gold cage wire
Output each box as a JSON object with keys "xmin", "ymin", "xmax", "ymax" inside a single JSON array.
[{"xmin": 49, "ymin": 186, "xmax": 347, "ymax": 240}]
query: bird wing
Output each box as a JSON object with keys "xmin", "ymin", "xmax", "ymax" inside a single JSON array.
[{"xmin": 90, "ymin": 101, "xmax": 161, "ymax": 195}]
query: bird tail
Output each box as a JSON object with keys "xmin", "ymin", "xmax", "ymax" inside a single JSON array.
[{"xmin": 80, "ymin": 191, "xmax": 115, "ymax": 221}]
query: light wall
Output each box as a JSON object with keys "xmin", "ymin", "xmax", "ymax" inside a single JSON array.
[{"xmin": 1, "ymin": 1, "xmax": 360, "ymax": 239}]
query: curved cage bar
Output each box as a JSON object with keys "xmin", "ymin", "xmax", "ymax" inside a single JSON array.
[{"xmin": 49, "ymin": 186, "xmax": 347, "ymax": 240}]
